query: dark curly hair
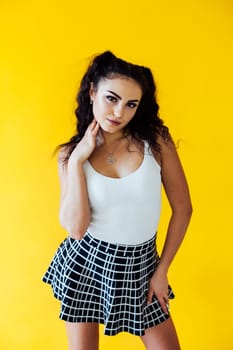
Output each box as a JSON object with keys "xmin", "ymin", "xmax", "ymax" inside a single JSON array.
[{"xmin": 55, "ymin": 51, "xmax": 170, "ymax": 161}]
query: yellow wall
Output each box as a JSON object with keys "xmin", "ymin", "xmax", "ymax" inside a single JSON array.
[{"xmin": 1, "ymin": 0, "xmax": 233, "ymax": 349}]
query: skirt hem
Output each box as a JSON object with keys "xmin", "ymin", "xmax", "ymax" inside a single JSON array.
[{"xmin": 42, "ymin": 231, "xmax": 175, "ymax": 336}]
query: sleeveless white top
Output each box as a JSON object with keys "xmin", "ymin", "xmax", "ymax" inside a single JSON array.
[{"xmin": 83, "ymin": 140, "xmax": 161, "ymax": 245}]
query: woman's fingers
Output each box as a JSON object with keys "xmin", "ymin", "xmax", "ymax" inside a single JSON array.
[
  {"xmin": 147, "ymin": 288, "xmax": 169, "ymax": 315},
  {"xmin": 72, "ymin": 119, "xmax": 99, "ymax": 161},
  {"xmin": 87, "ymin": 119, "xmax": 99, "ymax": 136},
  {"xmin": 147, "ymin": 270, "xmax": 170, "ymax": 314},
  {"xmin": 84, "ymin": 119, "xmax": 98, "ymax": 141},
  {"xmin": 156, "ymin": 294, "xmax": 169, "ymax": 315},
  {"xmin": 87, "ymin": 118, "xmax": 96, "ymax": 132},
  {"xmin": 159, "ymin": 295, "xmax": 169, "ymax": 315},
  {"xmin": 89, "ymin": 120, "xmax": 100, "ymax": 146},
  {"xmin": 92, "ymin": 120, "xmax": 100, "ymax": 135},
  {"xmin": 147, "ymin": 288, "xmax": 154, "ymax": 305}
]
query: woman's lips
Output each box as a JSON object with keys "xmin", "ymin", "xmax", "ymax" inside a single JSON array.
[{"xmin": 107, "ymin": 118, "xmax": 121, "ymax": 126}]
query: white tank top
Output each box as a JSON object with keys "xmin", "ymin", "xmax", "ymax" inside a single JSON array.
[{"xmin": 83, "ymin": 140, "xmax": 161, "ymax": 245}]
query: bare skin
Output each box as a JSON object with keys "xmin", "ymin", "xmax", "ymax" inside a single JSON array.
[
  {"xmin": 65, "ymin": 322, "xmax": 99, "ymax": 350},
  {"xmin": 140, "ymin": 318, "xmax": 181, "ymax": 350},
  {"xmin": 65, "ymin": 318, "xmax": 181, "ymax": 350},
  {"xmin": 58, "ymin": 77, "xmax": 192, "ymax": 349}
]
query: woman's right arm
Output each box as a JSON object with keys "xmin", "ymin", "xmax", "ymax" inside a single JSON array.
[{"xmin": 58, "ymin": 119, "xmax": 100, "ymax": 239}]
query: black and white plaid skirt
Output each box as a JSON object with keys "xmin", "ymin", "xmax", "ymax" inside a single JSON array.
[{"xmin": 42, "ymin": 231, "xmax": 174, "ymax": 336}]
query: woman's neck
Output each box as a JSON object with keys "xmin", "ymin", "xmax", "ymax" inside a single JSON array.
[{"xmin": 100, "ymin": 129, "xmax": 125, "ymax": 146}]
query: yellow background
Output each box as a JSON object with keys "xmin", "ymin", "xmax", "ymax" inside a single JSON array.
[{"xmin": 1, "ymin": 0, "xmax": 233, "ymax": 349}]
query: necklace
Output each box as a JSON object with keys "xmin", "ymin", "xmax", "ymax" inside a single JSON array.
[
  {"xmin": 106, "ymin": 152, "xmax": 116, "ymax": 164},
  {"xmin": 103, "ymin": 138, "xmax": 124, "ymax": 165}
]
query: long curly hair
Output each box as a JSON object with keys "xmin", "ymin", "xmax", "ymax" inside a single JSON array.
[{"xmin": 55, "ymin": 51, "xmax": 170, "ymax": 161}]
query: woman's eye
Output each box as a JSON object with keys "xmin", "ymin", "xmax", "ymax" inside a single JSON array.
[
  {"xmin": 127, "ymin": 102, "xmax": 137, "ymax": 109},
  {"xmin": 106, "ymin": 95, "xmax": 117, "ymax": 102}
]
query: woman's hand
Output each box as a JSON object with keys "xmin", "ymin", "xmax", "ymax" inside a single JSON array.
[
  {"xmin": 70, "ymin": 119, "xmax": 100, "ymax": 164},
  {"xmin": 147, "ymin": 266, "xmax": 169, "ymax": 315}
]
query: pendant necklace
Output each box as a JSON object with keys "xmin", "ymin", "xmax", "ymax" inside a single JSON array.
[
  {"xmin": 103, "ymin": 138, "xmax": 123, "ymax": 165},
  {"xmin": 106, "ymin": 152, "xmax": 116, "ymax": 164}
]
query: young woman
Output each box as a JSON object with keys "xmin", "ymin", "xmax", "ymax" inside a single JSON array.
[{"xmin": 42, "ymin": 51, "xmax": 192, "ymax": 350}]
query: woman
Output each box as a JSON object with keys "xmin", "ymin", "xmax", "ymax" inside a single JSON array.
[{"xmin": 42, "ymin": 51, "xmax": 192, "ymax": 350}]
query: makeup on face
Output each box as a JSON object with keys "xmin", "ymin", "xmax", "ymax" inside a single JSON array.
[
  {"xmin": 90, "ymin": 77, "xmax": 142, "ymax": 134},
  {"xmin": 105, "ymin": 90, "xmax": 140, "ymax": 109}
]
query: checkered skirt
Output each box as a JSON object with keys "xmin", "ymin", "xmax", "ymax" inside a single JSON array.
[{"xmin": 42, "ymin": 231, "xmax": 175, "ymax": 336}]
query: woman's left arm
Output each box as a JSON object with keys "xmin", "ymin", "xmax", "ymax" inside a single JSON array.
[{"xmin": 147, "ymin": 136, "xmax": 193, "ymax": 313}]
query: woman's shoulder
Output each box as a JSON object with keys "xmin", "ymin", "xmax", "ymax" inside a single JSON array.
[{"xmin": 150, "ymin": 134, "xmax": 176, "ymax": 167}]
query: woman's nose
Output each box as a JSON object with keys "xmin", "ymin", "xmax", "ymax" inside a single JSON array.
[{"xmin": 113, "ymin": 104, "xmax": 123, "ymax": 118}]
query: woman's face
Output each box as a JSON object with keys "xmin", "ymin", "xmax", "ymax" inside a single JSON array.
[{"xmin": 89, "ymin": 77, "xmax": 142, "ymax": 135}]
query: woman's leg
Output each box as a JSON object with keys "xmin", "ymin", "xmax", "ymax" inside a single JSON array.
[
  {"xmin": 140, "ymin": 317, "xmax": 181, "ymax": 350},
  {"xmin": 65, "ymin": 322, "xmax": 99, "ymax": 350}
]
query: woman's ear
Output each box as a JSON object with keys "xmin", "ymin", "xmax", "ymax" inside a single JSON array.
[{"xmin": 89, "ymin": 82, "xmax": 96, "ymax": 101}]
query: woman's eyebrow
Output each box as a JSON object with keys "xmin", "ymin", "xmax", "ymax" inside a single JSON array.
[{"xmin": 106, "ymin": 90, "xmax": 139, "ymax": 102}]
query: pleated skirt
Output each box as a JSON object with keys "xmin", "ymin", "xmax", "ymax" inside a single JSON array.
[{"xmin": 42, "ymin": 231, "xmax": 175, "ymax": 336}]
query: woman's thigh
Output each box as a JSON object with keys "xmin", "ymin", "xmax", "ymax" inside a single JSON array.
[
  {"xmin": 65, "ymin": 322, "xmax": 99, "ymax": 350},
  {"xmin": 140, "ymin": 318, "xmax": 181, "ymax": 350}
]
